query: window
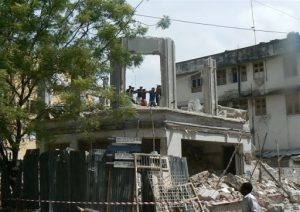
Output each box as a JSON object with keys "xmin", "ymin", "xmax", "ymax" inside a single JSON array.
[
  {"xmin": 286, "ymin": 93, "xmax": 300, "ymax": 115},
  {"xmin": 253, "ymin": 62, "xmax": 264, "ymax": 79},
  {"xmin": 255, "ymin": 97, "xmax": 266, "ymax": 116},
  {"xmin": 191, "ymin": 73, "xmax": 202, "ymax": 93},
  {"xmin": 284, "ymin": 54, "xmax": 298, "ymax": 77},
  {"xmin": 217, "ymin": 69, "xmax": 226, "ymax": 85},
  {"xmin": 240, "ymin": 65, "xmax": 247, "ymax": 82},
  {"xmin": 230, "ymin": 67, "xmax": 238, "ymax": 83}
]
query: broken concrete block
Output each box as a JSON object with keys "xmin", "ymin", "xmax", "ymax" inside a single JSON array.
[
  {"xmin": 267, "ymin": 203, "xmax": 284, "ymax": 212},
  {"xmin": 223, "ymin": 173, "xmax": 245, "ymax": 190},
  {"xmin": 293, "ymin": 204, "xmax": 300, "ymax": 211},
  {"xmin": 218, "ymin": 183, "xmax": 230, "ymax": 189},
  {"xmin": 190, "ymin": 170, "xmax": 209, "ymax": 183},
  {"xmin": 289, "ymin": 190, "xmax": 300, "ymax": 203},
  {"xmin": 219, "ymin": 192, "xmax": 233, "ymax": 200},
  {"xmin": 197, "ymin": 188, "xmax": 220, "ymax": 201},
  {"xmin": 266, "ymin": 180, "xmax": 276, "ymax": 187},
  {"xmin": 232, "ymin": 191, "xmax": 243, "ymax": 199},
  {"xmin": 218, "ymin": 187, "xmax": 231, "ymax": 194}
]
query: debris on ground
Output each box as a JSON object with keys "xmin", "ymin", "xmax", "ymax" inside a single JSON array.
[{"xmin": 190, "ymin": 163, "xmax": 300, "ymax": 211}]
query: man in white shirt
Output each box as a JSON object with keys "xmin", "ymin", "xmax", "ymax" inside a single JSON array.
[{"xmin": 240, "ymin": 182, "xmax": 261, "ymax": 212}]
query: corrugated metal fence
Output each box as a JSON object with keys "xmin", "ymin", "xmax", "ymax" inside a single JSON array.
[{"xmin": 1, "ymin": 149, "xmax": 189, "ymax": 212}]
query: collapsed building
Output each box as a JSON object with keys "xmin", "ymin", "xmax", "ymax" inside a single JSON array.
[{"xmin": 40, "ymin": 37, "xmax": 252, "ymax": 176}]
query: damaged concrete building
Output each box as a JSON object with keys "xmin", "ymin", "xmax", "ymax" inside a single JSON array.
[
  {"xmin": 176, "ymin": 32, "xmax": 300, "ymax": 167},
  {"xmin": 40, "ymin": 37, "xmax": 252, "ymax": 176}
]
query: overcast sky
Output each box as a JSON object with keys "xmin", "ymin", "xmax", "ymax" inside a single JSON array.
[{"xmin": 125, "ymin": 0, "xmax": 300, "ymax": 90}]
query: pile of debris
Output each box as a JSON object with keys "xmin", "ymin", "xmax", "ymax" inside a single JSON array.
[{"xmin": 190, "ymin": 165, "xmax": 300, "ymax": 211}]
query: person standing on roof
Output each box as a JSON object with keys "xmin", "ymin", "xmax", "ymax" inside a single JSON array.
[
  {"xmin": 155, "ymin": 85, "xmax": 161, "ymax": 106},
  {"xmin": 126, "ymin": 85, "xmax": 135, "ymax": 103},
  {"xmin": 149, "ymin": 87, "xmax": 156, "ymax": 107},
  {"xmin": 136, "ymin": 86, "xmax": 143, "ymax": 104},
  {"xmin": 240, "ymin": 182, "xmax": 261, "ymax": 212},
  {"xmin": 140, "ymin": 88, "xmax": 147, "ymax": 106}
]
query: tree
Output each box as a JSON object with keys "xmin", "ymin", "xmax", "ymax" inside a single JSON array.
[{"xmin": 0, "ymin": 0, "xmax": 146, "ymax": 191}]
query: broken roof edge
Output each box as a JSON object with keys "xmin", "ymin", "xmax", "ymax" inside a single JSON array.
[
  {"xmin": 41, "ymin": 106, "xmax": 246, "ymax": 135},
  {"xmin": 165, "ymin": 120, "xmax": 251, "ymax": 137},
  {"xmin": 135, "ymin": 106, "xmax": 246, "ymax": 123}
]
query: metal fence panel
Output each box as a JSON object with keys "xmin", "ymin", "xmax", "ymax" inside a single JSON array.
[
  {"xmin": 69, "ymin": 150, "xmax": 88, "ymax": 211},
  {"xmin": 141, "ymin": 171, "xmax": 155, "ymax": 212},
  {"xmin": 87, "ymin": 149, "xmax": 107, "ymax": 211},
  {"xmin": 22, "ymin": 149, "xmax": 39, "ymax": 209},
  {"xmin": 110, "ymin": 168, "xmax": 134, "ymax": 212},
  {"xmin": 40, "ymin": 151, "xmax": 50, "ymax": 212},
  {"xmin": 169, "ymin": 156, "xmax": 189, "ymax": 183},
  {"xmin": 1, "ymin": 164, "xmax": 11, "ymax": 208},
  {"xmin": 3, "ymin": 149, "xmax": 197, "ymax": 211}
]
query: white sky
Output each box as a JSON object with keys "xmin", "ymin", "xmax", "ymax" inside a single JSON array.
[{"xmin": 126, "ymin": 0, "xmax": 300, "ymax": 90}]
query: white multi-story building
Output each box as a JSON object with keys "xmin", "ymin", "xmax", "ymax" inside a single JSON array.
[{"xmin": 176, "ymin": 32, "xmax": 300, "ymax": 165}]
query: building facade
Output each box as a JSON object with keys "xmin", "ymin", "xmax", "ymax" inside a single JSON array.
[{"xmin": 176, "ymin": 32, "xmax": 300, "ymax": 161}]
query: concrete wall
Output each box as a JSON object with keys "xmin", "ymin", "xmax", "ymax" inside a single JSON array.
[
  {"xmin": 265, "ymin": 54, "xmax": 300, "ymax": 91},
  {"xmin": 248, "ymin": 94, "xmax": 289, "ymax": 150},
  {"xmin": 176, "ymin": 74, "xmax": 203, "ymax": 107},
  {"xmin": 248, "ymin": 93, "xmax": 300, "ymax": 151},
  {"xmin": 287, "ymin": 115, "xmax": 300, "ymax": 149}
]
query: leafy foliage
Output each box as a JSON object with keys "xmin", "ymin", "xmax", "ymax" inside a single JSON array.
[
  {"xmin": 156, "ymin": 15, "xmax": 171, "ymax": 29},
  {"xmin": 0, "ymin": 0, "xmax": 147, "ymax": 166}
]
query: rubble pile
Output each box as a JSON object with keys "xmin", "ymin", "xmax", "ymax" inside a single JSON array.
[{"xmin": 190, "ymin": 167, "xmax": 300, "ymax": 211}]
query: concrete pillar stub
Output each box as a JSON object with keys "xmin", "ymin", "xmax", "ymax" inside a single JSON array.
[
  {"xmin": 202, "ymin": 57, "xmax": 218, "ymax": 115},
  {"xmin": 111, "ymin": 37, "xmax": 177, "ymax": 109}
]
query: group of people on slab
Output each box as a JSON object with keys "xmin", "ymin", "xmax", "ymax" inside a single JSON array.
[{"xmin": 126, "ymin": 85, "xmax": 161, "ymax": 107}]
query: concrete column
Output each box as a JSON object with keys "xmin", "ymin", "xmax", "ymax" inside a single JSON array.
[
  {"xmin": 160, "ymin": 38, "xmax": 177, "ymax": 109},
  {"xmin": 110, "ymin": 63, "xmax": 126, "ymax": 108},
  {"xmin": 166, "ymin": 130, "xmax": 182, "ymax": 157},
  {"xmin": 110, "ymin": 63, "xmax": 126, "ymax": 94},
  {"xmin": 202, "ymin": 57, "xmax": 218, "ymax": 115},
  {"xmin": 159, "ymin": 137, "xmax": 168, "ymax": 156}
]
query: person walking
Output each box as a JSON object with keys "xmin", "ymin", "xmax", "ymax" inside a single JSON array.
[{"xmin": 240, "ymin": 182, "xmax": 261, "ymax": 212}]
